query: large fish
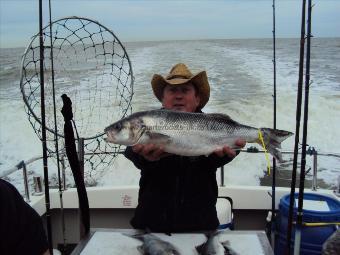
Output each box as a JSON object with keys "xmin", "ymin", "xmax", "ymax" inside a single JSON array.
[
  {"xmin": 127, "ymin": 233, "xmax": 181, "ymax": 255},
  {"xmin": 196, "ymin": 231, "xmax": 238, "ymax": 255},
  {"xmin": 104, "ymin": 109, "xmax": 293, "ymax": 162}
]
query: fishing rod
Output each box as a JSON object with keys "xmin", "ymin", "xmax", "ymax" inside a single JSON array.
[
  {"xmin": 293, "ymin": 0, "xmax": 313, "ymax": 254},
  {"xmin": 285, "ymin": 0, "xmax": 307, "ymax": 254},
  {"xmin": 39, "ymin": 0, "xmax": 53, "ymax": 253},
  {"xmin": 268, "ymin": 0, "xmax": 277, "ymax": 244},
  {"xmin": 48, "ymin": 0, "xmax": 67, "ymax": 252}
]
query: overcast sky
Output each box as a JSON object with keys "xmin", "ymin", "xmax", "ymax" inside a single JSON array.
[{"xmin": 1, "ymin": 0, "xmax": 339, "ymax": 48}]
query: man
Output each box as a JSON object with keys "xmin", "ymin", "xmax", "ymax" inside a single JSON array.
[
  {"xmin": 0, "ymin": 179, "xmax": 50, "ymax": 255},
  {"xmin": 124, "ymin": 63, "xmax": 245, "ymax": 232}
]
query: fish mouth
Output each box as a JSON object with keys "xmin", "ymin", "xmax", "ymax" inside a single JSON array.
[
  {"xmin": 104, "ymin": 126, "xmax": 111, "ymax": 133},
  {"xmin": 104, "ymin": 131, "xmax": 116, "ymax": 143},
  {"xmin": 104, "ymin": 136, "xmax": 115, "ymax": 143}
]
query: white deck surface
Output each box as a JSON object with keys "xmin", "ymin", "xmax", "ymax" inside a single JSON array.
[{"xmin": 76, "ymin": 230, "xmax": 273, "ymax": 255}]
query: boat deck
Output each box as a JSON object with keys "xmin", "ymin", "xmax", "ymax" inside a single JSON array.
[{"xmin": 71, "ymin": 229, "xmax": 274, "ymax": 255}]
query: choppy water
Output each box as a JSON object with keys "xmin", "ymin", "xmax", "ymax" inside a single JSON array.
[{"xmin": 1, "ymin": 38, "xmax": 339, "ymax": 193}]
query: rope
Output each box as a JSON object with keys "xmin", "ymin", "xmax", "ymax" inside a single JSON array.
[{"xmin": 258, "ymin": 129, "xmax": 271, "ymax": 175}]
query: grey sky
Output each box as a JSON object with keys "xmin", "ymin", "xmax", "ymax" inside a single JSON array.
[{"xmin": 0, "ymin": 0, "xmax": 339, "ymax": 48}]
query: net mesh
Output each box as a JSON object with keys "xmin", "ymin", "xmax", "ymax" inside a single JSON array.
[{"xmin": 20, "ymin": 17, "xmax": 133, "ymax": 185}]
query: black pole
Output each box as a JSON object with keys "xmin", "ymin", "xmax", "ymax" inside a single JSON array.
[
  {"xmin": 285, "ymin": 0, "xmax": 307, "ymax": 254},
  {"xmin": 272, "ymin": 1, "xmax": 277, "ymax": 134},
  {"xmin": 294, "ymin": 0, "xmax": 313, "ymax": 253},
  {"xmin": 39, "ymin": 0, "xmax": 53, "ymax": 253},
  {"xmin": 48, "ymin": 0, "xmax": 67, "ymax": 252},
  {"xmin": 269, "ymin": 0, "xmax": 277, "ymax": 242}
]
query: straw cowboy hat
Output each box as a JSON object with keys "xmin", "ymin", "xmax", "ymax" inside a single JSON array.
[{"xmin": 151, "ymin": 63, "xmax": 210, "ymax": 109}]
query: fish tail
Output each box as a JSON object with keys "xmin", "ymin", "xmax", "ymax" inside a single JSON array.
[
  {"xmin": 257, "ymin": 128, "xmax": 293, "ymax": 162},
  {"xmin": 222, "ymin": 240, "xmax": 239, "ymax": 255},
  {"xmin": 204, "ymin": 230, "xmax": 220, "ymax": 239},
  {"xmin": 122, "ymin": 232, "xmax": 144, "ymax": 241}
]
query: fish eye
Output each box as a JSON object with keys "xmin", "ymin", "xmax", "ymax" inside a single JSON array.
[{"xmin": 113, "ymin": 122, "xmax": 122, "ymax": 130}]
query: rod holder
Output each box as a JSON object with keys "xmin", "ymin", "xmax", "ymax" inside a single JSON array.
[
  {"xmin": 220, "ymin": 165, "xmax": 225, "ymax": 187},
  {"xmin": 61, "ymin": 155, "xmax": 67, "ymax": 190},
  {"xmin": 311, "ymin": 149, "xmax": 318, "ymax": 191},
  {"xmin": 22, "ymin": 161, "xmax": 30, "ymax": 202},
  {"xmin": 336, "ymin": 176, "xmax": 340, "ymax": 197},
  {"xmin": 33, "ymin": 175, "xmax": 44, "ymax": 195}
]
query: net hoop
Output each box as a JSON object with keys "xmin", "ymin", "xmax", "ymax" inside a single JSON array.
[{"xmin": 20, "ymin": 16, "xmax": 134, "ymax": 141}]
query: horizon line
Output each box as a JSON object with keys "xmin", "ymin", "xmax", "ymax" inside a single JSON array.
[{"xmin": 1, "ymin": 36, "xmax": 339, "ymax": 49}]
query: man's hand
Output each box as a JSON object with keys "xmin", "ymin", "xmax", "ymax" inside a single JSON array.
[
  {"xmin": 132, "ymin": 144, "xmax": 170, "ymax": 161},
  {"xmin": 213, "ymin": 139, "xmax": 246, "ymax": 158}
]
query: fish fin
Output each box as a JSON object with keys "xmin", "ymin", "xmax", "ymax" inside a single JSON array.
[
  {"xmin": 133, "ymin": 126, "xmax": 147, "ymax": 145},
  {"xmin": 195, "ymin": 242, "xmax": 206, "ymax": 254},
  {"xmin": 258, "ymin": 128, "xmax": 293, "ymax": 163},
  {"xmin": 196, "ymin": 231, "xmax": 215, "ymax": 253},
  {"xmin": 173, "ymin": 248, "xmax": 181, "ymax": 255},
  {"xmin": 145, "ymin": 131, "xmax": 171, "ymax": 143},
  {"xmin": 207, "ymin": 113, "xmax": 242, "ymax": 127},
  {"xmin": 222, "ymin": 240, "xmax": 230, "ymax": 246},
  {"xmin": 207, "ymin": 230, "xmax": 219, "ymax": 238},
  {"xmin": 136, "ymin": 245, "xmax": 144, "ymax": 254},
  {"xmin": 222, "ymin": 240, "xmax": 239, "ymax": 255},
  {"xmin": 207, "ymin": 113, "xmax": 232, "ymax": 120}
]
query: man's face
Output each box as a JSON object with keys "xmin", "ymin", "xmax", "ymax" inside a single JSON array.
[{"xmin": 161, "ymin": 83, "xmax": 200, "ymax": 112}]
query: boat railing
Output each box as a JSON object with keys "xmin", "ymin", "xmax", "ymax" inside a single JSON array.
[
  {"xmin": 0, "ymin": 154, "xmax": 68, "ymax": 202},
  {"xmin": 219, "ymin": 147, "xmax": 340, "ymax": 195},
  {"xmin": 1, "ymin": 148, "xmax": 340, "ymax": 202}
]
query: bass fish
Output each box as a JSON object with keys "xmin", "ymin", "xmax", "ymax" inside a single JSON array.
[
  {"xmin": 196, "ymin": 231, "xmax": 238, "ymax": 255},
  {"xmin": 104, "ymin": 109, "xmax": 293, "ymax": 162},
  {"xmin": 127, "ymin": 233, "xmax": 181, "ymax": 255}
]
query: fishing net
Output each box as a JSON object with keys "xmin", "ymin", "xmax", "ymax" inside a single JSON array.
[{"xmin": 20, "ymin": 16, "xmax": 133, "ymax": 185}]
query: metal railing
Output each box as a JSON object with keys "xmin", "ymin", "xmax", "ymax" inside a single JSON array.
[
  {"xmin": 219, "ymin": 147, "xmax": 340, "ymax": 195},
  {"xmin": 1, "ymin": 148, "xmax": 339, "ymax": 202},
  {"xmin": 0, "ymin": 155, "xmax": 67, "ymax": 202}
]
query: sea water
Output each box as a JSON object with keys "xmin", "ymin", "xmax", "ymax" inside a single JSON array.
[{"xmin": 0, "ymin": 38, "xmax": 339, "ymax": 193}]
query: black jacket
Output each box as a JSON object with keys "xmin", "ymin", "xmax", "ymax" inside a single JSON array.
[
  {"xmin": 124, "ymin": 146, "xmax": 236, "ymax": 232},
  {"xmin": 0, "ymin": 179, "xmax": 48, "ymax": 255}
]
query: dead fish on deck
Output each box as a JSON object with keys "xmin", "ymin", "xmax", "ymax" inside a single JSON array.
[
  {"xmin": 127, "ymin": 233, "xmax": 181, "ymax": 255},
  {"xmin": 196, "ymin": 231, "xmax": 238, "ymax": 255},
  {"xmin": 104, "ymin": 109, "xmax": 293, "ymax": 162}
]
